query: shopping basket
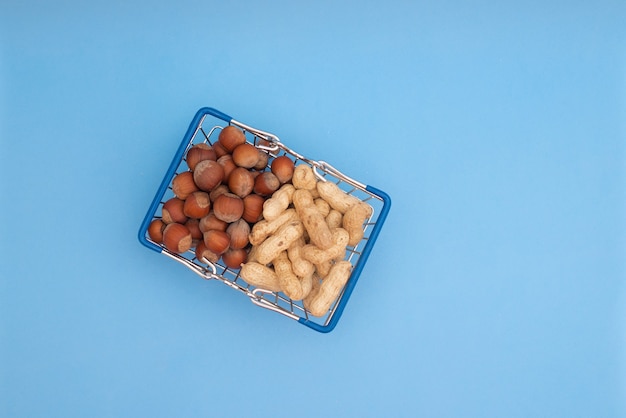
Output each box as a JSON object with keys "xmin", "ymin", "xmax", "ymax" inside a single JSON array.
[{"xmin": 138, "ymin": 107, "xmax": 391, "ymax": 332}]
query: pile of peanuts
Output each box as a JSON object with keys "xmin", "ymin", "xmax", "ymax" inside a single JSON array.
[
  {"xmin": 147, "ymin": 125, "xmax": 372, "ymax": 317},
  {"xmin": 240, "ymin": 163, "xmax": 373, "ymax": 317}
]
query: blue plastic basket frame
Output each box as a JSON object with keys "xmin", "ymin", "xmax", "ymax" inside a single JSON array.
[{"xmin": 138, "ymin": 107, "xmax": 391, "ymax": 333}]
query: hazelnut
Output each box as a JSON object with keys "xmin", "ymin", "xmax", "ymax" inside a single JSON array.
[
  {"xmin": 221, "ymin": 248, "xmax": 248, "ymax": 270},
  {"xmin": 271, "ymin": 155, "xmax": 295, "ymax": 184},
  {"xmin": 257, "ymin": 139, "xmax": 271, "ymax": 148},
  {"xmin": 209, "ymin": 184, "xmax": 230, "ymax": 202},
  {"xmin": 184, "ymin": 218, "xmax": 203, "ymax": 241},
  {"xmin": 242, "ymin": 194, "xmax": 265, "ymax": 223},
  {"xmin": 193, "ymin": 159, "xmax": 224, "ymax": 191},
  {"xmin": 217, "ymin": 155, "xmax": 237, "ymax": 184},
  {"xmin": 212, "ymin": 141, "xmax": 229, "ymax": 158},
  {"xmin": 162, "ymin": 223, "xmax": 192, "ymax": 253},
  {"xmin": 203, "ymin": 229, "xmax": 230, "ymax": 255},
  {"xmin": 218, "ymin": 126, "xmax": 246, "ymax": 152},
  {"xmin": 213, "ymin": 193, "xmax": 244, "ymax": 223},
  {"xmin": 227, "ymin": 219, "xmax": 250, "ymax": 249},
  {"xmin": 195, "ymin": 240, "xmax": 220, "ymax": 264},
  {"xmin": 232, "ymin": 143, "xmax": 259, "ymax": 168},
  {"xmin": 186, "ymin": 143, "xmax": 216, "ymax": 170},
  {"xmin": 254, "ymin": 150, "xmax": 269, "ymax": 170},
  {"xmin": 162, "ymin": 197, "xmax": 187, "ymax": 224},
  {"xmin": 172, "ymin": 171, "xmax": 199, "ymax": 200},
  {"xmin": 228, "ymin": 167, "xmax": 255, "ymax": 198},
  {"xmin": 148, "ymin": 219, "xmax": 165, "ymax": 243},
  {"xmin": 199, "ymin": 212, "xmax": 228, "ymax": 233},
  {"xmin": 253, "ymin": 172, "xmax": 280, "ymax": 196},
  {"xmin": 183, "ymin": 191, "xmax": 211, "ymax": 218}
]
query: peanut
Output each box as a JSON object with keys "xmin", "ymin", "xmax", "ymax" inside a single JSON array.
[
  {"xmin": 304, "ymin": 274, "xmax": 322, "ymax": 307},
  {"xmin": 325, "ymin": 209, "xmax": 343, "ymax": 229},
  {"xmin": 304, "ymin": 261, "xmax": 352, "ymax": 317},
  {"xmin": 314, "ymin": 198, "xmax": 330, "ymax": 217},
  {"xmin": 273, "ymin": 251, "xmax": 307, "ymax": 300},
  {"xmin": 240, "ymin": 262, "xmax": 282, "ymax": 292},
  {"xmin": 262, "ymin": 184, "xmax": 295, "ymax": 221},
  {"xmin": 299, "ymin": 271, "xmax": 314, "ymax": 300},
  {"xmin": 314, "ymin": 259, "xmax": 333, "ymax": 278},
  {"xmin": 255, "ymin": 220, "xmax": 304, "ymax": 265},
  {"xmin": 287, "ymin": 237, "xmax": 315, "ymax": 279},
  {"xmin": 249, "ymin": 208, "xmax": 298, "ymax": 246},
  {"xmin": 343, "ymin": 201, "xmax": 373, "ymax": 246},
  {"xmin": 293, "ymin": 189, "xmax": 333, "ymax": 250},
  {"xmin": 292, "ymin": 164, "xmax": 317, "ymax": 190},
  {"xmin": 302, "ymin": 227, "xmax": 349, "ymax": 265},
  {"xmin": 309, "ymin": 187, "xmax": 320, "ymax": 199},
  {"xmin": 316, "ymin": 181, "xmax": 360, "ymax": 214}
]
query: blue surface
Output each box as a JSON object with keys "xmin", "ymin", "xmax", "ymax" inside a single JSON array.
[{"xmin": 1, "ymin": 1, "xmax": 625, "ymax": 417}]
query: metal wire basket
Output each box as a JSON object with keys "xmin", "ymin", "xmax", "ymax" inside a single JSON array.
[{"xmin": 138, "ymin": 108, "xmax": 391, "ymax": 332}]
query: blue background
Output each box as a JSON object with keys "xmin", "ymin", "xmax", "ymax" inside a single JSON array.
[{"xmin": 1, "ymin": 1, "xmax": 625, "ymax": 416}]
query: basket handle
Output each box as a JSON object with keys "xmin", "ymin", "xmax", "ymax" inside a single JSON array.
[{"xmin": 200, "ymin": 107, "xmax": 233, "ymax": 123}]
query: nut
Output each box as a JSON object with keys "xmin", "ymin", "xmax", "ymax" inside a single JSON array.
[
  {"xmin": 254, "ymin": 150, "xmax": 269, "ymax": 170},
  {"xmin": 162, "ymin": 197, "xmax": 187, "ymax": 224},
  {"xmin": 212, "ymin": 141, "xmax": 229, "ymax": 159},
  {"xmin": 217, "ymin": 155, "xmax": 237, "ymax": 184},
  {"xmin": 292, "ymin": 164, "xmax": 317, "ymax": 190},
  {"xmin": 203, "ymin": 229, "xmax": 230, "ymax": 255},
  {"xmin": 213, "ymin": 193, "xmax": 244, "ymax": 223},
  {"xmin": 218, "ymin": 126, "xmax": 246, "ymax": 152},
  {"xmin": 242, "ymin": 193, "xmax": 265, "ymax": 223},
  {"xmin": 228, "ymin": 167, "xmax": 255, "ymax": 198},
  {"xmin": 184, "ymin": 218, "xmax": 203, "ymax": 241},
  {"xmin": 271, "ymin": 156, "xmax": 295, "ymax": 184},
  {"xmin": 262, "ymin": 183, "xmax": 295, "ymax": 221},
  {"xmin": 253, "ymin": 172, "xmax": 280, "ymax": 196},
  {"xmin": 162, "ymin": 223, "xmax": 192, "ymax": 254},
  {"xmin": 171, "ymin": 171, "xmax": 199, "ymax": 200},
  {"xmin": 232, "ymin": 143, "xmax": 259, "ymax": 168},
  {"xmin": 195, "ymin": 240, "xmax": 220, "ymax": 264},
  {"xmin": 209, "ymin": 184, "xmax": 230, "ymax": 202},
  {"xmin": 148, "ymin": 219, "xmax": 165, "ymax": 243},
  {"xmin": 186, "ymin": 143, "xmax": 216, "ymax": 170},
  {"xmin": 193, "ymin": 160, "xmax": 224, "ymax": 191},
  {"xmin": 199, "ymin": 212, "xmax": 228, "ymax": 232},
  {"xmin": 183, "ymin": 191, "xmax": 211, "ymax": 218},
  {"xmin": 226, "ymin": 218, "xmax": 250, "ymax": 249},
  {"xmin": 221, "ymin": 248, "xmax": 248, "ymax": 269}
]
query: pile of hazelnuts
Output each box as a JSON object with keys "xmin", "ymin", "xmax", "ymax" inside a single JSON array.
[{"xmin": 146, "ymin": 125, "xmax": 295, "ymax": 270}]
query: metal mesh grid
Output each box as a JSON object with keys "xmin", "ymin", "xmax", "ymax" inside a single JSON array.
[{"xmin": 142, "ymin": 115, "xmax": 387, "ymax": 327}]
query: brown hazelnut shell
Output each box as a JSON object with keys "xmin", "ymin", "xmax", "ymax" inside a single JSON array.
[
  {"xmin": 186, "ymin": 143, "xmax": 216, "ymax": 170},
  {"xmin": 227, "ymin": 219, "xmax": 251, "ymax": 249},
  {"xmin": 199, "ymin": 212, "xmax": 228, "ymax": 233},
  {"xmin": 228, "ymin": 167, "xmax": 255, "ymax": 198},
  {"xmin": 203, "ymin": 229, "xmax": 230, "ymax": 255},
  {"xmin": 218, "ymin": 126, "xmax": 246, "ymax": 152},
  {"xmin": 242, "ymin": 194, "xmax": 265, "ymax": 223},
  {"xmin": 253, "ymin": 172, "xmax": 280, "ymax": 196},
  {"xmin": 271, "ymin": 155, "xmax": 295, "ymax": 184},
  {"xmin": 193, "ymin": 160, "xmax": 224, "ymax": 191},
  {"xmin": 232, "ymin": 143, "xmax": 260, "ymax": 169},
  {"xmin": 222, "ymin": 248, "xmax": 248, "ymax": 269},
  {"xmin": 162, "ymin": 223, "xmax": 192, "ymax": 253},
  {"xmin": 162, "ymin": 197, "xmax": 188, "ymax": 224},
  {"xmin": 148, "ymin": 219, "xmax": 166, "ymax": 243},
  {"xmin": 183, "ymin": 191, "xmax": 211, "ymax": 219},
  {"xmin": 213, "ymin": 193, "xmax": 244, "ymax": 223}
]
